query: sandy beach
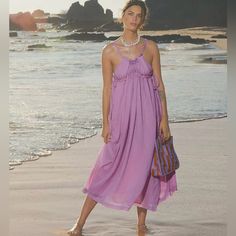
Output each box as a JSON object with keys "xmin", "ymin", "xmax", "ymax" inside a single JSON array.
[{"xmin": 10, "ymin": 117, "xmax": 227, "ymax": 236}]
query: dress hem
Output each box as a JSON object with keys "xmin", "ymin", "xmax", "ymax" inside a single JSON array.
[{"xmin": 82, "ymin": 186, "xmax": 177, "ymax": 212}]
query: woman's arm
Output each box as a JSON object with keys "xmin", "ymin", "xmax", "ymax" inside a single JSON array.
[
  {"xmin": 150, "ymin": 41, "xmax": 169, "ymax": 120},
  {"xmin": 149, "ymin": 40, "xmax": 171, "ymax": 140},
  {"xmin": 101, "ymin": 44, "xmax": 113, "ymax": 142}
]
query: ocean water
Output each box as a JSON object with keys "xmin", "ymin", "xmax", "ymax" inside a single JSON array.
[{"xmin": 9, "ymin": 30, "xmax": 227, "ymax": 168}]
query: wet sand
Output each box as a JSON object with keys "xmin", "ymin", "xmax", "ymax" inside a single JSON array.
[{"xmin": 10, "ymin": 117, "xmax": 227, "ymax": 236}]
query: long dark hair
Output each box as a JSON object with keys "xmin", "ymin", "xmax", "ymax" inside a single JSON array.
[{"xmin": 120, "ymin": 0, "xmax": 149, "ymax": 29}]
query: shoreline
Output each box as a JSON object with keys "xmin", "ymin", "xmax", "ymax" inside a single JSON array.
[
  {"xmin": 9, "ymin": 115, "xmax": 227, "ymax": 171},
  {"xmin": 10, "ymin": 117, "xmax": 227, "ymax": 236}
]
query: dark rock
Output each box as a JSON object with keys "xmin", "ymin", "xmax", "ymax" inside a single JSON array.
[
  {"xmin": 199, "ymin": 54, "xmax": 227, "ymax": 64},
  {"xmin": 211, "ymin": 34, "xmax": 227, "ymax": 39},
  {"xmin": 10, "ymin": 12, "xmax": 37, "ymax": 31},
  {"xmin": 9, "ymin": 31, "xmax": 18, "ymax": 37},
  {"xmin": 65, "ymin": 0, "xmax": 113, "ymax": 31},
  {"xmin": 143, "ymin": 34, "xmax": 215, "ymax": 44},
  {"xmin": 84, "ymin": 0, "xmax": 105, "ymax": 21},
  {"xmin": 105, "ymin": 9, "xmax": 113, "ymax": 21},
  {"xmin": 28, "ymin": 44, "xmax": 52, "ymax": 49},
  {"xmin": 68, "ymin": 2, "xmax": 84, "ymax": 20},
  {"xmin": 152, "ymin": 34, "xmax": 215, "ymax": 44},
  {"xmin": 107, "ymin": 34, "xmax": 215, "ymax": 44},
  {"xmin": 61, "ymin": 32, "xmax": 107, "ymax": 41},
  {"xmin": 58, "ymin": 32, "xmax": 217, "ymax": 45}
]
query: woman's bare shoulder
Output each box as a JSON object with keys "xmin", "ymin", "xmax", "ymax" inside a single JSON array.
[
  {"xmin": 145, "ymin": 38, "xmax": 160, "ymax": 53},
  {"xmin": 102, "ymin": 41, "xmax": 117, "ymax": 58}
]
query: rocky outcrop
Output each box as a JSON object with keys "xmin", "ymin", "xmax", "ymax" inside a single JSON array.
[
  {"xmin": 211, "ymin": 34, "xmax": 227, "ymax": 39},
  {"xmin": 10, "ymin": 0, "xmax": 226, "ymax": 32},
  {"xmin": 142, "ymin": 34, "xmax": 216, "ymax": 44},
  {"xmin": 61, "ymin": 32, "xmax": 107, "ymax": 41},
  {"xmin": 32, "ymin": 9, "xmax": 45, "ymax": 18},
  {"xmin": 65, "ymin": 0, "xmax": 113, "ymax": 31},
  {"xmin": 10, "ymin": 12, "xmax": 37, "ymax": 31},
  {"xmin": 59, "ymin": 32, "xmax": 215, "ymax": 44},
  {"xmin": 145, "ymin": 0, "xmax": 227, "ymax": 30}
]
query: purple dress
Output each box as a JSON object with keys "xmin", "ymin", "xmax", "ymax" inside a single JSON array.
[{"xmin": 82, "ymin": 38, "xmax": 177, "ymax": 211}]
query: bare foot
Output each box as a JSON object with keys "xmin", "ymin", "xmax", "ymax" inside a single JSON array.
[
  {"xmin": 67, "ymin": 223, "xmax": 83, "ymax": 236},
  {"xmin": 137, "ymin": 224, "xmax": 149, "ymax": 233}
]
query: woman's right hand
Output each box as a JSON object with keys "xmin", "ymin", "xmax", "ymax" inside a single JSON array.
[{"xmin": 101, "ymin": 123, "xmax": 111, "ymax": 144}]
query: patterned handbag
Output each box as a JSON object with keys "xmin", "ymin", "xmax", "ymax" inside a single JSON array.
[{"xmin": 151, "ymin": 134, "xmax": 180, "ymax": 177}]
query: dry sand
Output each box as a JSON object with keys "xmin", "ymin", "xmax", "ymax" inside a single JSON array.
[{"xmin": 10, "ymin": 117, "xmax": 228, "ymax": 236}]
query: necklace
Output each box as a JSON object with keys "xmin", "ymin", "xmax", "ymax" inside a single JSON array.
[{"xmin": 120, "ymin": 35, "xmax": 141, "ymax": 47}]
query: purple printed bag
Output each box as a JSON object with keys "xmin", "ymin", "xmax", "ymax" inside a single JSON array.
[{"xmin": 151, "ymin": 134, "xmax": 180, "ymax": 177}]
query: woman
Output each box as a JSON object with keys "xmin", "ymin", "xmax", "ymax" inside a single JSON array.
[{"xmin": 67, "ymin": 1, "xmax": 177, "ymax": 235}]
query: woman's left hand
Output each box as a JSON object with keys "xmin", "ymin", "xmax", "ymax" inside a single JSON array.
[{"xmin": 159, "ymin": 118, "xmax": 171, "ymax": 142}]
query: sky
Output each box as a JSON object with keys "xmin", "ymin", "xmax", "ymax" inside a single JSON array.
[{"xmin": 9, "ymin": 0, "xmax": 127, "ymax": 17}]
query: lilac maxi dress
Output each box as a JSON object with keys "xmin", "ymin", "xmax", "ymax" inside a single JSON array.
[{"xmin": 82, "ymin": 38, "xmax": 177, "ymax": 211}]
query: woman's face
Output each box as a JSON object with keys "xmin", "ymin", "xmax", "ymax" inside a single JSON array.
[{"xmin": 122, "ymin": 5, "xmax": 144, "ymax": 31}]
